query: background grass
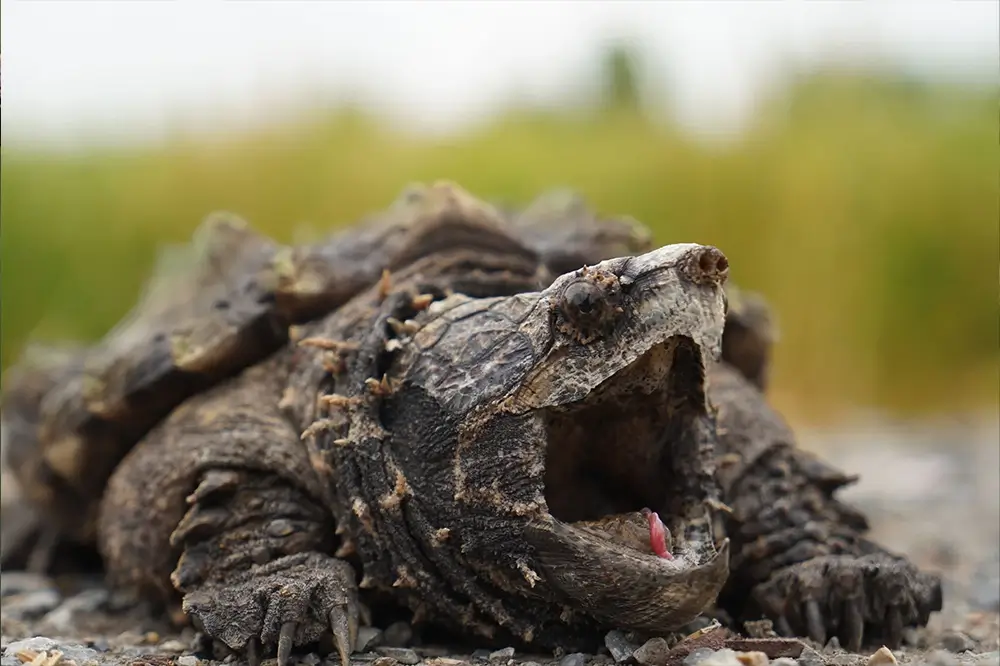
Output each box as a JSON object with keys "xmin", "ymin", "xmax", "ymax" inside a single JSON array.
[{"xmin": 2, "ymin": 70, "xmax": 997, "ymax": 424}]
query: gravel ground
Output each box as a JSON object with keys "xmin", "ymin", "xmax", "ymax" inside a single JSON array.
[{"xmin": 2, "ymin": 414, "xmax": 998, "ymax": 666}]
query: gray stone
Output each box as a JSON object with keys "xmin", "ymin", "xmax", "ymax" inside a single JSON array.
[
  {"xmin": 356, "ymin": 626, "xmax": 384, "ymax": 653},
  {"xmin": 605, "ymin": 630, "xmax": 638, "ymax": 663},
  {"xmin": 0, "ymin": 572, "xmax": 55, "ymax": 597},
  {"xmin": 472, "ymin": 649, "xmax": 493, "ymax": 661},
  {"xmin": 940, "ymin": 630, "xmax": 976, "ymax": 653},
  {"xmin": 301, "ymin": 655, "xmax": 322, "ymax": 666},
  {"xmin": 683, "ymin": 649, "xmax": 719, "ymax": 666},
  {"xmin": 633, "ymin": 638, "xmax": 671, "ymax": 666},
  {"xmin": 383, "ymin": 621, "xmax": 414, "ymax": 648},
  {"xmin": 375, "ymin": 647, "xmax": 421, "ymax": 665},
  {"xmin": 158, "ymin": 639, "xmax": 189, "ymax": 653},
  {"xmin": 3, "ymin": 636, "xmax": 101, "ymax": 666},
  {"xmin": 798, "ymin": 647, "xmax": 825, "ymax": 666},
  {"xmin": 176, "ymin": 656, "xmax": 200, "ymax": 666},
  {"xmin": 771, "ymin": 660, "xmax": 797, "ymax": 666},
  {"xmin": 3, "ymin": 589, "xmax": 61, "ymax": 618},
  {"xmin": 490, "ymin": 647, "xmax": 516, "ymax": 661},
  {"xmin": 40, "ymin": 589, "xmax": 110, "ymax": 633},
  {"xmin": 690, "ymin": 649, "xmax": 741, "ymax": 666},
  {"xmin": 560, "ymin": 654, "xmax": 588, "ymax": 666},
  {"xmin": 825, "ymin": 636, "xmax": 842, "ymax": 652}
]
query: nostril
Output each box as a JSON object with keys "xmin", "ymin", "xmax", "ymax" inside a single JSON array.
[{"xmin": 687, "ymin": 246, "xmax": 729, "ymax": 286}]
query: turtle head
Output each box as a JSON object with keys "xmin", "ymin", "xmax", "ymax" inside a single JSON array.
[{"xmin": 391, "ymin": 243, "xmax": 731, "ymax": 643}]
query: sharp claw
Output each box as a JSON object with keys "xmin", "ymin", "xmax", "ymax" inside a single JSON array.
[
  {"xmin": 330, "ymin": 604, "xmax": 354, "ymax": 666},
  {"xmin": 775, "ymin": 615, "xmax": 794, "ymax": 637},
  {"xmin": 843, "ymin": 596, "xmax": 864, "ymax": 652},
  {"xmin": 805, "ymin": 599, "xmax": 826, "ymax": 645},
  {"xmin": 277, "ymin": 621, "xmax": 296, "ymax": 666},
  {"xmin": 885, "ymin": 605, "xmax": 903, "ymax": 649},
  {"xmin": 247, "ymin": 637, "xmax": 261, "ymax": 666}
]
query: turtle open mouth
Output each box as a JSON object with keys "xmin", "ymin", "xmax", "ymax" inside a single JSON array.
[
  {"xmin": 542, "ymin": 336, "xmax": 713, "ymax": 547},
  {"xmin": 529, "ymin": 335, "xmax": 730, "ymax": 632}
]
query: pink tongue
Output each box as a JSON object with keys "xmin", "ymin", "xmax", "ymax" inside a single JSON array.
[{"xmin": 644, "ymin": 509, "xmax": 673, "ymax": 559}]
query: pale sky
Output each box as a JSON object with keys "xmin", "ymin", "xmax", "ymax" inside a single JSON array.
[{"xmin": 1, "ymin": 1, "xmax": 997, "ymax": 148}]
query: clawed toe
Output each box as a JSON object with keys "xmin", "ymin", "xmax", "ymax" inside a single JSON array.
[
  {"xmin": 752, "ymin": 554, "xmax": 941, "ymax": 651},
  {"xmin": 277, "ymin": 622, "xmax": 297, "ymax": 666},
  {"xmin": 246, "ymin": 638, "xmax": 261, "ymax": 666},
  {"xmin": 330, "ymin": 599, "xmax": 359, "ymax": 666},
  {"xmin": 183, "ymin": 553, "xmax": 362, "ymax": 666}
]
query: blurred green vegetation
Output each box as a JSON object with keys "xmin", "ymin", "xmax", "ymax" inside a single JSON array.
[{"xmin": 1, "ymin": 69, "xmax": 997, "ymax": 423}]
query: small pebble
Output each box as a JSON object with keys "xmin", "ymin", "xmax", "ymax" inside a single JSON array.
[
  {"xmin": 771, "ymin": 659, "xmax": 797, "ymax": 666},
  {"xmin": 374, "ymin": 647, "xmax": 421, "ymax": 665},
  {"xmin": 373, "ymin": 657, "xmax": 399, "ymax": 666},
  {"xmin": 490, "ymin": 647, "xmax": 515, "ymax": 661},
  {"xmin": 683, "ymin": 648, "xmax": 718, "ymax": 666},
  {"xmin": 383, "ymin": 622, "xmax": 414, "ymax": 648},
  {"xmin": 176, "ymin": 656, "xmax": 200, "ymax": 666},
  {"xmin": 825, "ymin": 636, "xmax": 842, "ymax": 652},
  {"xmin": 605, "ymin": 631, "xmax": 638, "ymax": 663},
  {"xmin": 694, "ymin": 649, "xmax": 742, "ymax": 666},
  {"xmin": 797, "ymin": 647, "xmax": 824, "ymax": 666},
  {"xmin": 301, "ymin": 654, "xmax": 322, "ymax": 666},
  {"xmin": 157, "ymin": 640, "xmax": 188, "ymax": 653},
  {"xmin": 472, "ymin": 649, "xmax": 493, "ymax": 661},
  {"xmin": 735, "ymin": 652, "xmax": 769, "ymax": 666},
  {"xmin": 5, "ymin": 589, "xmax": 61, "ymax": 618},
  {"xmin": 559, "ymin": 653, "xmax": 587, "ymax": 666},
  {"xmin": 3, "ymin": 637, "xmax": 100, "ymax": 666},
  {"xmin": 355, "ymin": 627, "xmax": 384, "ymax": 653},
  {"xmin": 867, "ymin": 646, "xmax": 897, "ymax": 666},
  {"xmin": 940, "ymin": 630, "xmax": 976, "ymax": 653},
  {"xmin": 743, "ymin": 620, "xmax": 777, "ymax": 639},
  {"xmin": 633, "ymin": 638, "xmax": 670, "ymax": 666}
]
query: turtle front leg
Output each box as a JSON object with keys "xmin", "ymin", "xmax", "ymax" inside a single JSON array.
[
  {"xmin": 709, "ymin": 363, "xmax": 942, "ymax": 650},
  {"xmin": 170, "ymin": 470, "xmax": 361, "ymax": 666},
  {"xmin": 98, "ymin": 358, "xmax": 362, "ymax": 666}
]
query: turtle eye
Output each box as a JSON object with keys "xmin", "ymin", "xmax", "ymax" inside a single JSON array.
[
  {"xmin": 558, "ymin": 273, "xmax": 623, "ymax": 344},
  {"xmin": 562, "ymin": 281, "xmax": 604, "ymax": 319}
]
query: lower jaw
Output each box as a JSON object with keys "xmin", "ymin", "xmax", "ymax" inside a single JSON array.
[{"xmin": 525, "ymin": 512, "xmax": 730, "ymax": 635}]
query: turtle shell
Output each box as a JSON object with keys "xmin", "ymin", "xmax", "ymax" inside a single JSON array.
[{"xmin": 0, "ymin": 181, "xmax": 654, "ymax": 548}]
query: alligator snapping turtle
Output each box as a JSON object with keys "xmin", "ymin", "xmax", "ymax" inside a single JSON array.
[{"xmin": 1, "ymin": 183, "xmax": 942, "ymax": 666}]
